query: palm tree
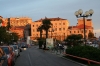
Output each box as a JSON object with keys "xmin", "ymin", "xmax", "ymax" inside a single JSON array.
[
  {"xmin": 42, "ymin": 17, "xmax": 52, "ymax": 38},
  {"xmin": 37, "ymin": 25, "xmax": 43, "ymax": 39},
  {"xmin": 42, "ymin": 17, "xmax": 52, "ymax": 49}
]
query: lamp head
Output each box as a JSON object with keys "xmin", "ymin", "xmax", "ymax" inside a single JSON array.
[
  {"xmin": 74, "ymin": 11, "xmax": 79, "ymax": 18},
  {"xmin": 89, "ymin": 9, "xmax": 94, "ymax": 16},
  {"xmin": 78, "ymin": 9, "xmax": 83, "ymax": 15},
  {"xmin": 85, "ymin": 11, "xmax": 89, "ymax": 17}
]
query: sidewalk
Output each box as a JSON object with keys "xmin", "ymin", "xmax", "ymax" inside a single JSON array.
[{"xmin": 47, "ymin": 49, "xmax": 87, "ymax": 66}]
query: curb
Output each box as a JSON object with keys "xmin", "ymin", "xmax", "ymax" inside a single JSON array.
[
  {"xmin": 49, "ymin": 51, "xmax": 87, "ymax": 66},
  {"xmin": 61, "ymin": 56, "xmax": 87, "ymax": 66}
]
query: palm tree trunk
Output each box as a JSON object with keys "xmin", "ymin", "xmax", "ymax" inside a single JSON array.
[
  {"xmin": 44, "ymin": 30, "xmax": 48, "ymax": 49},
  {"xmin": 40, "ymin": 30, "xmax": 42, "ymax": 39},
  {"xmin": 46, "ymin": 30, "xmax": 48, "ymax": 38}
]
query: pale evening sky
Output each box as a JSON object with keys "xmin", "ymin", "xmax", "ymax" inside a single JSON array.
[{"xmin": 0, "ymin": 0, "xmax": 100, "ymax": 37}]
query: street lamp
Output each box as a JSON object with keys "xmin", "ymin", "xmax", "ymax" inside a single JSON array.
[{"xmin": 75, "ymin": 9, "xmax": 94, "ymax": 45}]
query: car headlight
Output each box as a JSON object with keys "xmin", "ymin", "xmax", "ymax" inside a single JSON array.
[
  {"xmin": 15, "ymin": 50, "xmax": 18, "ymax": 52},
  {"xmin": 7, "ymin": 55, "xmax": 11, "ymax": 59}
]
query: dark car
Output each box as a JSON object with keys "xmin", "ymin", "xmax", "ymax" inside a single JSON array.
[
  {"xmin": 21, "ymin": 43, "xmax": 28, "ymax": 48},
  {"xmin": 0, "ymin": 47, "xmax": 8, "ymax": 66}
]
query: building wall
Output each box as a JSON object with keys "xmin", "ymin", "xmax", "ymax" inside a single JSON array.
[
  {"xmin": 67, "ymin": 27, "xmax": 93, "ymax": 39},
  {"xmin": 77, "ymin": 18, "xmax": 93, "ymax": 27},
  {"xmin": 31, "ymin": 18, "xmax": 69, "ymax": 40},
  {"xmin": 3, "ymin": 17, "xmax": 32, "ymax": 38}
]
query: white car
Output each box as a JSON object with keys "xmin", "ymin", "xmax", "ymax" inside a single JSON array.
[
  {"xmin": 10, "ymin": 45, "xmax": 20, "ymax": 57},
  {"xmin": 89, "ymin": 44, "xmax": 99, "ymax": 48}
]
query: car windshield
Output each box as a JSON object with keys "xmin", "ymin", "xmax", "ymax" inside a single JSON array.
[
  {"xmin": 13, "ymin": 46, "xmax": 17, "ymax": 50},
  {"xmin": 2, "ymin": 47, "xmax": 9, "ymax": 54}
]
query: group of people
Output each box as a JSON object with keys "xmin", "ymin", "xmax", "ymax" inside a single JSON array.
[{"xmin": 52, "ymin": 42, "xmax": 67, "ymax": 54}]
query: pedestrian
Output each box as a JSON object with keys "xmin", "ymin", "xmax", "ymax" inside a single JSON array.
[{"xmin": 63, "ymin": 44, "xmax": 67, "ymax": 54}]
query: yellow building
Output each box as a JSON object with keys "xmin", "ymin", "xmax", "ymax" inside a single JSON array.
[
  {"xmin": 67, "ymin": 18, "xmax": 93, "ymax": 39},
  {"xmin": 3, "ymin": 17, "xmax": 32, "ymax": 38},
  {"xmin": 31, "ymin": 17, "xmax": 69, "ymax": 40}
]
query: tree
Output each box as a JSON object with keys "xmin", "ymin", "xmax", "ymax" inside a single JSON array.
[
  {"xmin": 42, "ymin": 17, "xmax": 52, "ymax": 38},
  {"xmin": 42, "ymin": 17, "xmax": 52, "ymax": 49},
  {"xmin": 37, "ymin": 25, "xmax": 43, "ymax": 39},
  {"xmin": 11, "ymin": 32, "xmax": 19, "ymax": 43},
  {"xmin": 88, "ymin": 32, "xmax": 94, "ymax": 39},
  {"xmin": 0, "ymin": 19, "xmax": 3, "ymax": 24},
  {"xmin": 0, "ymin": 26, "xmax": 7, "ymax": 44},
  {"xmin": 65, "ymin": 34, "xmax": 83, "ymax": 46},
  {"xmin": 6, "ymin": 18, "xmax": 11, "ymax": 31}
]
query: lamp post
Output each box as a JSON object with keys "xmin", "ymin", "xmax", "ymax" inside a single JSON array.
[
  {"xmin": 75, "ymin": 9, "xmax": 94, "ymax": 45},
  {"xmin": 95, "ymin": 33, "xmax": 96, "ymax": 38}
]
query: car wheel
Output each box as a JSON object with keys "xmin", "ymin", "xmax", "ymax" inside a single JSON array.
[{"xmin": 12, "ymin": 61, "xmax": 15, "ymax": 66}]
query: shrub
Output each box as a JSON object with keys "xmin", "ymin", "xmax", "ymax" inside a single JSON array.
[{"xmin": 66, "ymin": 46, "xmax": 100, "ymax": 62}]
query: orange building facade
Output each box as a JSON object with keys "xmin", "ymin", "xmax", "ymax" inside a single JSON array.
[
  {"xmin": 67, "ymin": 18, "xmax": 93, "ymax": 39},
  {"xmin": 2, "ymin": 17, "xmax": 32, "ymax": 38},
  {"xmin": 1, "ymin": 16, "xmax": 94, "ymax": 41},
  {"xmin": 31, "ymin": 17, "xmax": 94, "ymax": 41},
  {"xmin": 31, "ymin": 17, "xmax": 69, "ymax": 40}
]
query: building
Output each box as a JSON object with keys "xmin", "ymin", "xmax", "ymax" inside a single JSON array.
[
  {"xmin": 67, "ymin": 18, "xmax": 93, "ymax": 39},
  {"xmin": 31, "ymin": 17, "xmax": 69, "ymax": 41},
  {"xmin": 3, "ymin": 17, "xmax": 32, "ymax": 38}
]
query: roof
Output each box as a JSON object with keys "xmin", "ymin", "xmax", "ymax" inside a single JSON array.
[
  {"xmin": 68, "ymin": 24, "xmax": 93, "ymax": 29},
  {"xmin": 34, "ymin": 17, "xmax": 67, "ymax": 22}
]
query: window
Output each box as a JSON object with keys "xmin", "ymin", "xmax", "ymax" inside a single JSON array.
[
  {"xmin": 63, "ymin": 23, "xmax": 65, "ymax": 25},
  {"xmin": 63, "ymin": 28, "xmax": 65, "ymax": 30},
  {"xmin": 59, "ymin": 28, "xmax": 61, "ymax": 31},
  {"xmin": 70, "ymin": 31, "xmax": 71, "ymax": 33},
  {"xmin": 36, "ymin": 24, "xmax": 38, "ymax": 27},
  {"xmin": 74, "ymin": 31, "xmax": 76, "ymax": 33},
  {"xmin": 55, "ymin": 28, "xmax": 57, "ymax": 31},
  {"xmin": 55, "ymin": 23, "xmax": 57, "ymax": 25},
  {"xmin": 78, "ymin": 31, "xmax": 79, "ymax": 33},
  {"xmin": 59, "ymin": 23, "xmax": 61, "ymax": 25},
  {"xmin": 89, "ymin": 30, "xmax": 91, "ymax": 32},
  {"xmin": 81, "ymin": 30, "xmax": 83, "ymax": 33}
]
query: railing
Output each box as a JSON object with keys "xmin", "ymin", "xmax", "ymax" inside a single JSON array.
[{"xmin": 64, "ymin": 53, "xmax": 100, "ymax": 65}]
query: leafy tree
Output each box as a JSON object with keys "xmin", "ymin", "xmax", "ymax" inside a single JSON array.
[
  {"xmin": 0, "ymin": 19, "xmax": 3, "ymax": 24},
  {"xmin": 0, "ymin": 27, "xmax": 7, "ymax": 44},
  {"xmin": 65, "ymin": 34, "xmax": 83, "ymax": 46},
  {"xmin": 88, "ymin": 32, "xmax": 94, "ymax": 39},
  {"xmin": 42, "ymin": 17, "xmax": 52, "ymax": 49},
  {"xmin": 67, "ymin": 34, "xmax": 83, "ymax": 41},
  {"xmin": 37, "ymin": 25, "xmax": 43, "ymax": 39},
  {"xmin": 11, "ymin": 32, "xmax": 19, "ymax": 43},
  {"xmin": 42, "ymin": 17, "xmax": 52, "ymax": 38}
]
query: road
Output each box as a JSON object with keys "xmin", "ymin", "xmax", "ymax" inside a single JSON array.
[{"xmin": 15, "ymin": 46, "xmax": 86, "ymax": 66}]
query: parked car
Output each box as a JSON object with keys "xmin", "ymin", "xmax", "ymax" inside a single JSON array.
[
  {"xmin": 1, "ymin": 46, "xmax": 15, "ymax": 66},
  {"xmin": 18, "ymin": 44, "xmax": 22, "ymax": 52},
  {"xmin": 10, "ymin": 45, "xmax": 17, "ymax": 60},
  {"xmin": 10, "ymin": 45, "xmax": 20, "ymax": 57},
  {"xmin": 0, "ymin": 47, "xmax": 8, "ymax": 66}
]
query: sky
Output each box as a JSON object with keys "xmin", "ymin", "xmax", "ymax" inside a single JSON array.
[{"xmin": 0, "ymin": 0, "xmax": 100, "ymax": 37}]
